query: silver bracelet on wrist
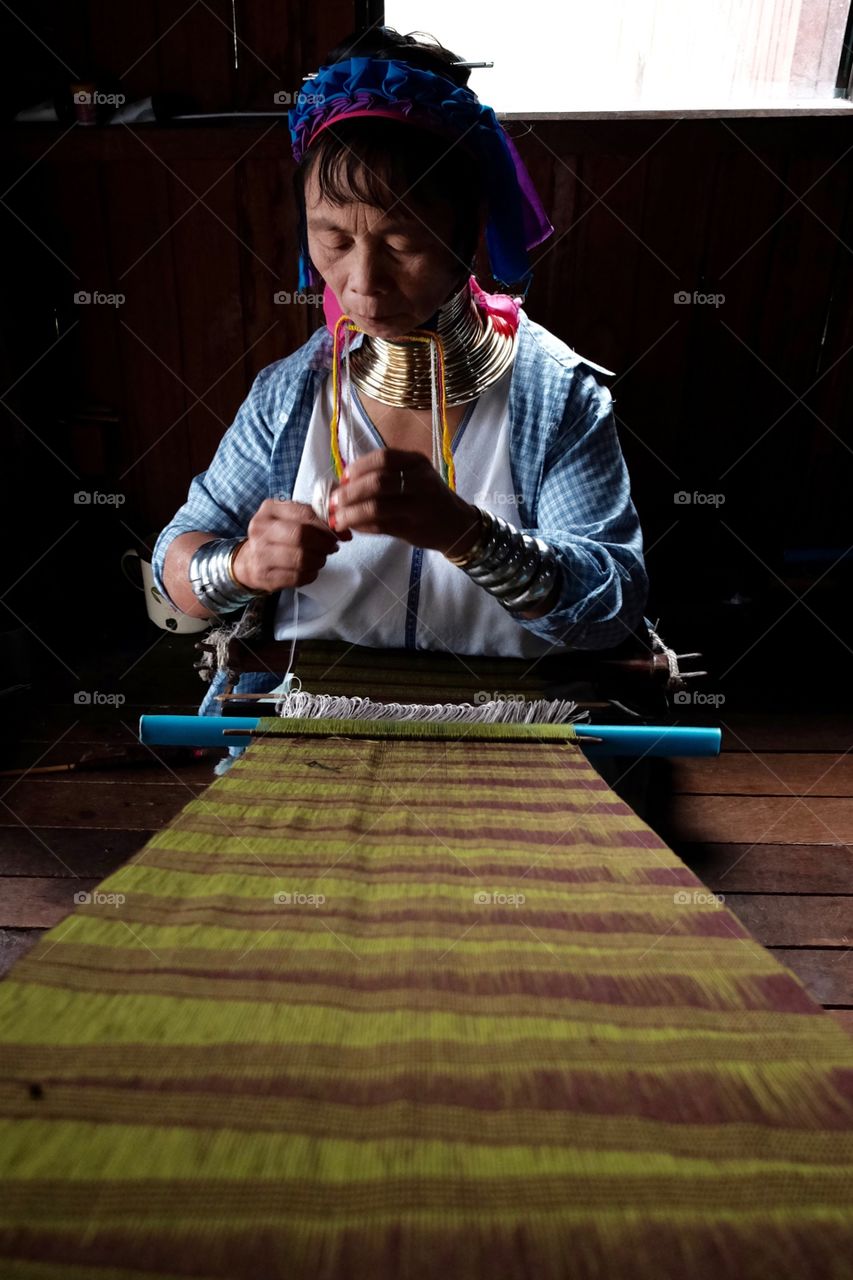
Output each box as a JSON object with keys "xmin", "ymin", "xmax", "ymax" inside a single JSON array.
[
  {"xmin": 485, "ymin": 540, "xmax": 543, "ymax": 599},
  {"xmin": 501, "ymin": 541, "xmax": 560, "ymax": 613},
  {"xmin": 188, "ymin": 538, "xmax": 264, "ymax": 613},
  {"xmin": 464, "ymin": 515, "xmax": 516, "ymax": 578},
  {"xmin": 467, "ymin": 534, "xmax": 531, "ymax": 591},
  {"xmin": 448, "ymin": 507, "xmax": 562, "ymax": 618}
]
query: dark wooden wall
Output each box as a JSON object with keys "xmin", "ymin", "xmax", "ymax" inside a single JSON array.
[
  {"xmin": 0, "ymin": 1, "xmax": 353, "ymax": 118},
  {"xmin": 2, "ymin": 3, "xmax": 852, "ymax": 701}
]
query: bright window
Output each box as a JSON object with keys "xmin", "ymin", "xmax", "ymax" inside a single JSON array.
[{"xmin": 384, "ymin": 0, "xmax": 852, "ymax": 110}]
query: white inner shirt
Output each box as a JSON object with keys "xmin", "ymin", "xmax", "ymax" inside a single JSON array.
[{"xmin": 273, "ymin": 365, "xmax": 569, "ymax": 658}]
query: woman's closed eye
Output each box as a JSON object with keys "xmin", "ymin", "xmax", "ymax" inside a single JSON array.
[{"xmin": 319, "ymin": 237, "xmax": 423, "ymax": 256}]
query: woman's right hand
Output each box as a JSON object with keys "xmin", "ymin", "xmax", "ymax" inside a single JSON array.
[{"xmin": 231, "ymin": 499, "xmax": 351, "ymax": 594}]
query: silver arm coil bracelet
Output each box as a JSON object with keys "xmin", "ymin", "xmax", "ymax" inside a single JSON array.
[
  {"xmin": 447, "ymin": 508, "xmax": 561, "ymax": 617},
  {"xmin": 188, "ymin": 538, "xmax": 265, "ymax": 613}
]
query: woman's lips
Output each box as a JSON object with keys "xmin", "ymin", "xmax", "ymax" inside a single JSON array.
[{"xmin": 354, "ymin": 310, "xmax": 401, "ymax": 322}]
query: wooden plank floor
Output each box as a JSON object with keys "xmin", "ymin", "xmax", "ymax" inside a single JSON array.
[
  {"xmin": 0, "ymin": 629, "xmax": 212, "ymax": 976},
  {"xmin": 657, "ymin": 713, "xmax": 853, "ymax": 1036},
  {"xmin": 1, "ymin": 640, "xmax": 851, "ymax": 1034}
]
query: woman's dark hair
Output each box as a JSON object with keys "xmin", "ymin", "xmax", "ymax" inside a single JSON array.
[{"xmin": 293, "ymin": 27, "xmax": 486, "ymax": 282}]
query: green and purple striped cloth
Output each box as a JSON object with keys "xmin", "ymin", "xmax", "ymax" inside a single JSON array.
[{"xmin": 0, "ymin": 664, "xmax": 852, "ymax": 1277}]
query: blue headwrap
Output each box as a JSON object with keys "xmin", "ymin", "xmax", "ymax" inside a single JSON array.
[{"xmin": 289, "ymin": 57, "xmax": 554, "ymax": 293}]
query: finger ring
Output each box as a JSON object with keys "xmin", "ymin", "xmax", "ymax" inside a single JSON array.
[{"xmin": 399, "ymin": 469, "xmax": 405, "ymax": 495}]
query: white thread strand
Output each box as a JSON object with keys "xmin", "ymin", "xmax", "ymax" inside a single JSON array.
[
  {"xmin": 648, "ymin": 625, "xmax": 681, "ymax": 690},
  {"xmin": 282, "ymin": 591, "xmax": 299, "ymax": 691},
  {"xmin": 271, "ymin": 691, "xmax": 585, "ymax": 725}
]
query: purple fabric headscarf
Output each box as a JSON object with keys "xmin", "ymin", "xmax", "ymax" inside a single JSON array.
[{"xmin": 289, "ymin": 56, "xmax": 554, "ymax": 292}]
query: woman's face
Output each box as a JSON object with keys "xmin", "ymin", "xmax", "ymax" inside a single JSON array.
[{"xmin": 304, "ymin": 164, "xmax": 468, "ymax": 340}]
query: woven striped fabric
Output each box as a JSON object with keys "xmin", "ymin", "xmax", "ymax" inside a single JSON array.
[
  {"xmin": 252, "ymin": 641, "xmax": 577, "ymax": 702},
  {"xmin": 1, "ymin": 700, "xmax": 853, "ymax": 1276}
]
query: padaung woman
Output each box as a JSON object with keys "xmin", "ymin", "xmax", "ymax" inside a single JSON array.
[{"xmin": 153, "ymin": 26, "xmax": 648, "ymax": 714}]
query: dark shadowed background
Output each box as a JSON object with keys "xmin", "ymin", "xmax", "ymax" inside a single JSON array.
[{"xmin": 1, "ymin": 1, "xmax": 852, "ymax": 715}]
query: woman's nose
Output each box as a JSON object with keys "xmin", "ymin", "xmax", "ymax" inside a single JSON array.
[{"xmin": 347, "ymin": 243, "xmax": 391, "ymax": 297}]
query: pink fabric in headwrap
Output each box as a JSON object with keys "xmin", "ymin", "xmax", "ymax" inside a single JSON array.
[
  {"xmin": 305, "ymin": 105, "xmax": 458, "ymax": 153},
  {"xmin": 469, "ymin": 277, "xmax": 522, "ymax": 336}
]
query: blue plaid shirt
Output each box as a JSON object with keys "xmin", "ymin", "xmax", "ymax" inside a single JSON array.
[{"xmin": 153, "ymin": 310, "xmax": 647, "ymax": 688}]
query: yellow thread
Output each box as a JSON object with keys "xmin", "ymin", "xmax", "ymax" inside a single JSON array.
[
  {"xmin": 330, "ymin": 317, "xmax": 456, "ymax": 491},
  {"xmin": 329, "ymin": 314, "xmax": 352, "ymax": 478}
]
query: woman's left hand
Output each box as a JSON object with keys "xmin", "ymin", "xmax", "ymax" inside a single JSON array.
[{"xmin": 329, "ymin": 448, "xmax": 481, "ymax": 559}]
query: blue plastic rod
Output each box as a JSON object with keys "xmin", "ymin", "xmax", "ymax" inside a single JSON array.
[{"xmin": 139, "ymin": 715, "xmax": 721, "ymax": 757}]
